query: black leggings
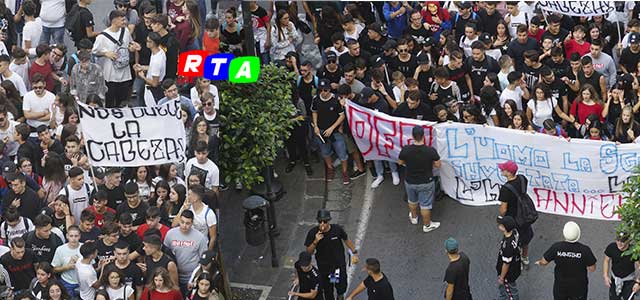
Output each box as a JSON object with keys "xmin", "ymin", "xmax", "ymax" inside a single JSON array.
[
  {"xmin": 318, "ymin": 265, "xmax": 347, "ymax": 300},
  {"xmin": 286, "ymin": 123, "xmax": 309, "ymax": 163},
  {"xmin": 105, "ymin": 80, "xmax": 132, "ymax": 108}
]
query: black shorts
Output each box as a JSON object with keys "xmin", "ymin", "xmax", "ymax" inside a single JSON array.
[{"xmin": 517, "ymin": 225, "xmax": 534, "ymax": 246}]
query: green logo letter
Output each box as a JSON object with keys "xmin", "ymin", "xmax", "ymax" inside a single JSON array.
[{"xmin": 229, "ymin": 56, "xmax": 260, "ymax": 83}]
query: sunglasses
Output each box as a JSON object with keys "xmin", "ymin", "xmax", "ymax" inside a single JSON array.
[
  {"xmin": 398, "ymin": 49, "xmax": 409, "ymax": 53},
  {"xmin": 204, "ymin": 102, "xmax": 214, "ymax": 107},
  {"xmin": 318, "ymin": 220, "xmax": 329, "ymax": 224},
  {"xmin": 327, "ymin": 59, "xmax": 337, "ymax": 64}
]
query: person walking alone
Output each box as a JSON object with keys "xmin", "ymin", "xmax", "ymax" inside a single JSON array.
[
  {"xmin": 496, "ymin": 216, "xmax": 521, "ymax": 300},
  {"xmin": 443, "ymin": 237, "xmax": 472, "ymax": 300}
]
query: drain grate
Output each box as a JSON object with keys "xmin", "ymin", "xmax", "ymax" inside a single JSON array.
[{"xmin": 229, "ymin": 283, "xmax": 271, "ymax": 300}]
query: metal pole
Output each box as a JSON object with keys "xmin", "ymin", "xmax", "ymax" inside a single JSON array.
[
  {"xmin": 264, "ymin": 166, "xmax": 279, "ymax": 267},
  {"xmin": 242, "ymin": 1, "xmax": 256, "ymax": 56}
]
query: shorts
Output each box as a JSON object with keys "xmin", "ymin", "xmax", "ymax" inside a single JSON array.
[
  {"xmin": 316, "ymin": 132, "xmax": 348, "ymax": 161},
  {"xmin": 517, "ymin": 224, "xmax": 534, "ymax": 246},
  {"xmin": 405, "ymin": 180, "xmax": 435, "ymax": 209}
]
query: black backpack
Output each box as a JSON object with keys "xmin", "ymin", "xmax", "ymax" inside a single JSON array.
[
  {"xmin": 504, "ymin": 175, "xmax": 538, "ymax": 227},
  {"xmin": 64, "ymin": 4, "xmax": 84, "ymax": 42}
]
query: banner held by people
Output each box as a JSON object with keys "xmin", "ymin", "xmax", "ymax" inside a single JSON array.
[
  {"xmin": 346, "ymin": 101, "xmax": 632, "ymax": 221},
  {"xmin": 538, "ymin": 1, "xmax": 615, "ymax": 17},
  {"xmin": 78, "ymin": 100, "xmax": 187, "ymax": 167}
]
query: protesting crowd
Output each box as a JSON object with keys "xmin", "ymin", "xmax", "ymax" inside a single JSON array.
[{"xmin": 0, "ymin": 0, "xmax": 636, "ymax": 299}]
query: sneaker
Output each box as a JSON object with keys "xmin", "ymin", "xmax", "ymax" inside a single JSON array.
[
  {"xmin": 371, "ymin": 176, "xmax": 384, "ymax": 188},
  {"xmin": 326, "ymin": 168, "xmax": 335, "ymax": 181},
  {"xmin": 285, "ymin": 162, "xmax": 296, "ymax": 173},
  {"xmin": 304, "ymin": 164, "xmax": 313, "ymax": 176},
  {"xmin": 342, "ymin": 172, "xmax": 350, "ymax": 185},
  {"xmin": 423, "ymin": 222, "xmax": 441, "ymax": 232},
  {"xmin": 350, "ymin": 169, "xmax": 366, "ymax": 180},
  {"xmin": 391, "ymin": 171, "xmax": 400, "ymax": 185},
  {"xmin": 408, "ymin": 212, "xmax": 418, "ymax": 225},
  {"xmin": 522, "ymin": 256, "xmax": 530, "ymax": 270}
]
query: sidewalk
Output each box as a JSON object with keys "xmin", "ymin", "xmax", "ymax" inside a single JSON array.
[{"xmin": 218, "ymin": 158, "xmax": 368, "ymax": 299}]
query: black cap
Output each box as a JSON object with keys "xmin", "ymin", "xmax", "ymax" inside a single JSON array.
[
  {"xmin": 326, "ymin": 52, "xmax": 337, "ymax": 61},
  {"xmin": 40, "ymin": 207, "xmax": 54, "ymax": 219},
  {"xmin": 2, "ymin": 161, "xmax": 17, "ymax": 181},
  {"xmin": 367, "ymin": 22, "xmax": 384, "ymax": 35},
  {"xmin": 317, "ymin": 209, "xmax": 331, "ymax": 222},
  {"xmin": 382, "ymin": 39, "xmax": 397, "ymax": 51},
  {"xmin": 36, "ymin": 125, "xmax": 48, "ymax": 134},
  {"xmin": 422, "ymin": 36, "xmax": 436, "ymax": 47},
  {"xmin": 479, "ymin": 32, "xmax": 492, "ymax": 44},
  {"xmin": 298, "ymin": 251, "xmax": 312, "ymax": 267},
  {"xmin": 630, "ymin": 32, "xmax": 640, "ymax": 44},
  {"xmin": 93, "ymin": 167, "xmax": 106, "ymax": 179},
  {"xmin": 199, "ymin": 250, "xmax": 217, "ymax": 265},
  {"xmin": 497, "ymin": 215, "xmax": 517, "ymax": 232},
  {"xmin": 360, "ymin": 87, "xmax": 375, "ymax": 101},
  {"xmin": 318, "ymin": 79, "xmax": 331, "ymax": 90},
  {"xmin": 458, "ymin": 1, "xmax": 472, "ymax": 9},
  {"xmin": 370, "ymin": 55, "xmax": 385, "ymax": 68}
]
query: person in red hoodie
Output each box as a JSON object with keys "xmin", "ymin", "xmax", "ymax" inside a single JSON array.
[
  {"xmin": 564, "ymin": 25, "xmax": 591, "ymax": 58},
  {"xmin": 420, "ymin": 1, "xmax": 451, "ymax": 41},
  {"xmin": 136, "ymin": 206, "xmax": 170, "ymax": 241},
  {"xmin": 85, "ymin": 190, "xmax": 116, "ymax": 228}
]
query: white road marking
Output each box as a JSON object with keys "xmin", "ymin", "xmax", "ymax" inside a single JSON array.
[{"xmin": 347, "ymin": 172, "xmax": 375, "ymax": 289}]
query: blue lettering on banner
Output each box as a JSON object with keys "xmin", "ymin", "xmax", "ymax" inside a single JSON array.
[
  {"xmin": 562, "ymin": 152, "xmax": 592, "ymax": 172},
  {"xmin": 599, "ymin": 144, "xmax": 640, "ymax": 174},
  {"xmin": 446, "ymin": 128, "xmax": 468, "ymax": 158}
]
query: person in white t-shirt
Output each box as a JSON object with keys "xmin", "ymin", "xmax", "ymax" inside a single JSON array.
[
  {"xmin": 9, "ymin": 49, "xmax": 31, "ymax": 91},
  {"xmin": 504, "ymin": 2, "xmax": 530, "ymax": 38},
  {"xmin": 184, "ymin": 141, "xmax": 219, "ymax": 192},
  {"xmin": 499, "ymin": 71, "xmax": 530, "ymax": 111},
  {"xmin": 77, "ymin": 241, "xmax": 105, "ymax": 300},
  {"xmin": 189, "ymin": 77, "xmax": 219, "ymax": 110},
  {"xmin": 171, "ymin": 184, "xmax": 217, "ymax": 250},
  {"xmin": 23, "ymin": 74, "xmax": 55, "ymax": 136},
  {"xmin": 51, "ymin": 226, "xmax": 82, "ymax": 299},
  {"xmin": 21, "ymin": 1, "xmax": 42, "ymax": 57},
  {"xmin": 0, "ymin": 106, "xmax": 19, "ymax": 158},
  {"xmin": 0, "ymin": 207, "xmax": 34, "ymax": 245},
  {"xmin": 38, "ymin": 0, "xmax": 66, "ymax": 45},
  {"xmin": 92, "ymin": 10, "xmax": 134, "ymax": 108},
  {"xmin": 134, "ymin": 31, "xmax": 166, "ymax": 107},
  {"xmin": 0, "ymin": 55, "xmax": 27, "ymax": 97},
  {"xmin": 58, "ymin": 167, "xmax": 92, "ymax": 225}
]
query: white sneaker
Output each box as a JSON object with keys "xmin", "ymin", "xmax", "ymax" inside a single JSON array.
[
  {"xmin": 391, "ymin": 172, "xmax": 400, "ymax": 185},
  {"xmin": 408, "ymin": 212, "xmax": 418, "ymax": 225},
  {"xmin": 423, "ymin": 222, "xmax": 441, "ymax": 233},
  {"xmin": 371, "ymin": 176, "xmax": 384, "ymax": 188}
]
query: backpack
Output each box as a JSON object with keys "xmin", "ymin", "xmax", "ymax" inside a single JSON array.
[
  {"xmin": 64, "ymin": 4, "xmax": 88, "ymax": 42},
  {"xmin": 101, "ymin": 28, "xmax": 130, "ymax": 69},
  {"xmin": 504, "ymin": 175, "xmax": 538, "ymax": 227},
  {"xmin": 2, "ymin": 217, "xmax": 29, "ymax": 241},
  {"xmin": 63, "ymin": 183, "xmax": 91, "ymax": 200}
]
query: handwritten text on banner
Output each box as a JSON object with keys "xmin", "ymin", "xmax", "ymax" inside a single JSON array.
[
  {"xmin": 345, "ymin": 101, "xmax": 634, "ymax": 221},
  {"xmin": 78, "ymin": 101, "xmax": 187, "ymax": 167},
  {"xmin": 538, "ymin": 1, "xmax": 615, "ymax": 17}
]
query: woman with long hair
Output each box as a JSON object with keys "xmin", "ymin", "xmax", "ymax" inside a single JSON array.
[
  {"xmin": 174, "ymin": 0, "xmax": 201, "ymax": 50},
  {"xmin": 570, "ymin": 84, "xmax": 604, "ymax": 137},
  {"xmin": 101, "ymin": 266, "xmax": 135, "ymax": 300},
  {"xmin": 479, "ymin": 86, "xmax": 501, "ymax": 126},
  {"xmin": 0, "ymin": 82, "xmax": 22, "ymax": 121},
  {"xmin": 526, "ymin": 83, "xmax": 573, "ymax": 130},
  {"xmin": 190, "ymin": 77, "xmax": 219, "ymax": 111},
  {"xmin": 151, "ymin": 179, "xmax": 171, "ymax": 225},
  {"xmin": 141, "ymin": 267, "xmax": 183, "ymax": 300},
  {"xmin": 19, "ymin": 157, "xmax": 43, "ymax": 187},
  {"xmin": 188, "ymin": 116, "xmax": 218, "ymax": 162},
  {"xmin": 612, "ymin": 105, "xmax": 640, "ymax": 143},
  {"xmin": 270, "ymin": 9, "xmax": 301, "ymax": 63},
  {"xmin": 220, "ymin": 7, "xmax": 243, "ymax": 56},
  {"xmin": 55, "ymin": 107, "xmax": 81, "ymax": 140},
  {"xmin": 28, "ymin": 262, "xmax": 55, "ymax": 300},
  {"xmin": 461, "ymin": 105, "xmax": 487, "ymax": 125},
  {"xmin": 188, "ymin": 272, "xmax": 223, "ymax": 300},
  {"xmin": 154, "ymin": 163, "xmax": 186, "ymax": 188},
  {"xmin": 42, "ymin": 152, "xmax": 67, "ymax": 205},
  {"xmin": 128, "ymin": 166, "xmax": 155, "ymax": 202},
  {"xmin": 166, "ymin": 183, "xmax": 186, "ymax": 224},
  {"xmin": 509, "ymin": 111, "xmax": 534, "ymax": 131},
  {"xmin": 493, "ymin": 20, "xmax": 511, "ymax": 54},
  {"xmin": 52, "ymin": 194, "xmax": 74, "ymax": 234},
  {"xmin": 315, "ymin": 5, "xmax": 342, "ymax": 52},
  {"xmin": 47, "ymin": 281, "xmax": 70, "ymax": 300},
  {"xmin": 50, "ymin": 92, "xmax": 74, "ymax": 133}
]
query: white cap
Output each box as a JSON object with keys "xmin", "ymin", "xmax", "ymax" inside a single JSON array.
[{"xmin": 563, "ymin": 221, "xmax": 581, "ymax": 243}]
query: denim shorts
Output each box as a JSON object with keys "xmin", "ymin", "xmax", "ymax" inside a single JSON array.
[
  {"xmin": 405, "ymin": 180, "xmax": 435, "ymax": 209},
  {"xmin": 316, "ymin": 132, "xmax": 348, "ymax": 161}
]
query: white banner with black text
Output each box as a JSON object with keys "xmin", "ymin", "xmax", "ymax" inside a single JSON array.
[{"xmin": 538, "ymin": 1, "xmax": 615, "ymax": 17}]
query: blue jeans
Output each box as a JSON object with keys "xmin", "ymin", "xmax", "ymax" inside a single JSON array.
[
  {"xmin": 498, "ymin": 281, "xmax": 519, "ymax": 300},
  {"xmin": 374, "ymin": 160, "xmax": 397, "ymax": 177},
  {"xmin": 405, "ymin": 180, "xmax": 435, "ymax": 209},
  {"xmin": 40, "ymin": 26, "xmax": 65, "ymax": 45},
  {"xmin": 315, "ymin": 132, "xmax": 348, "ymax": 161},
  {"xmin": 61, "ymin": 278, "xmax": 80, "ymax": 298}
]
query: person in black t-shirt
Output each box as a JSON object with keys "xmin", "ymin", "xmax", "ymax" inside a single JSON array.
[
  {"xmin": 619, "ymin": 32, "xmax": 640, "ymax": 74},
  {"xmin": 398, "ymin": 125, "xmax": 441, "ymax": 233},
  {"xmin": 79, "ymin": 210, "xmax": 101, "ymax": 243},
  {"xmin": 465, "ymin": 41, "xmax": 500, "ymax": 100},
  {"xmin": 602, "ymin": 232, "xmax": 640, "ymax": 300},
  {"xmin": 108, "ymin": 241, "xmax": 144, "ymax": 298},
  {"xmin": 289, "ymin": 251, "xmax": 320, "ymax": 300},
  {"xmin": 304, "ymin": 209, "xmax": 358, "ymax": 300},
  {"xmin": 72, "ymin": 0, "xmax": 98, "ymax": 47},
  {"xmin": 1, "ymin": 237, "xmax": 36, "ymax": 294},
  {"xmin": 394, "ymin": 90, "xmax": 436, "ymax": 121},
  {"xmin": 22, "ymin": 214, "xmax": 63, "ymax": 264},
  {"xmin": 336, "ymin": 84, "xmax": 366, "ymax": 180},
  {"xmin": 414, "ymin": 54, "xmax": 435, "ymax": 93},
  {"xmin": 443, "ymin": 237, "xmax": 472, "ymax": 300},
  {"xmin": 498, "ymin": 160, "xmax": 534, "ymax": 270},
  {"xmin": 318, "ymin": 52, "xmax": 343, "ymax": 91},
  {"xmin": 346, "ymin": 258, "xmax": 394, "ymax": 300},
  {"xmin": 96, "ymin": 222, "xmax": 119, "ymax": 262},
  {"xmin": 496, "ymin": 216, "xmax": 521, "ymax": 300},
  {"xmin": 92, "ymin": 167, "xmax": 126, "ymax": 210},
  {"xmin": 3, "ymin": 172, "xmax": 43, "ymax": 221},
  {"xmin": 117, "ymin": 182, "xmax": 149, "ymax": 230},
  {"xmin": 119, "ymin": 213, "xmax": 142, "ymax": 254},
  {"xmin": 536, "ymin": 221, "xmax": 597, "ymax": 300},
  {"xmin": 339, "ymin": 40, "xmax": 371, "ymax": 69},
  {"xmin": 150, "ymin": 14, "xmax": 179, "ymax": 79},
  {"xmin": 132, "ymin": 6, "xmax": 157, "ymax": 106}
]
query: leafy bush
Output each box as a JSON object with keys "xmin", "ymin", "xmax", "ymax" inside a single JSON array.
[{"xmin": 616, "ymin": 166, "xmax": 640, "ymax": 259}]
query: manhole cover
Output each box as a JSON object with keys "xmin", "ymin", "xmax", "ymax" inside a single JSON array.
[{"xmin": 229, "ymin": 283, "xmax": 271, "ymax": 300}]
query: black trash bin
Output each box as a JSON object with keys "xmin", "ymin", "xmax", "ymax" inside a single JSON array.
[{"xmin": 243, "ymin": 196, "xmax": 268, "ymax": 246}]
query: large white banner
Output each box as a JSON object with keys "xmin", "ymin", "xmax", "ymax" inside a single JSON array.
[
  {"xmin": 346, "ymin": 102, "xmax": 632, "ymax": 221},
  {"xmin": 538, "ymin": 1, "xmax": 615, "ymax": 17},
  {"xmin": 78, "ymin": 101, "xmax": 187, "ymax": 167}
]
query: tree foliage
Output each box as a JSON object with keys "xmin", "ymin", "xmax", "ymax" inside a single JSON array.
[
  {"xmin": 217, "ymin": 64, "xmax": 296, "ymax": 188},
  {"xmin": 616, "ymin": 166, "xmax": 640, "ymax": 260}
]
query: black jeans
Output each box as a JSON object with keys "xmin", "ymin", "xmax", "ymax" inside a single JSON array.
[
  {"xmin": 318, "ymin": 264, "xmax": 347, "ymax": 300},
  {"xmin": 105, "ymin": 80, "xmax": 132, "ymax": 108},
  {"xmin": 286, "ymin": 122, "xmax": 309, "ymax": 163},
  {"xmin": 553, "ymin": 282, "xmax": 587, "ymax": 300},
  {"xmin": 609, "ymin": 278, "xmax": 634, "ymax": 300}
]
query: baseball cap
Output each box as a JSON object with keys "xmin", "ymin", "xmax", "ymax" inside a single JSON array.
[
  {"xmin": 297, "ymin": 251, "xmax": 312, "ymax": 267},
  {"xmin": 458, "ymin": 1, "xmax": 472, "ymax": 9},
  {"xmin": 367, "ymin": 22, "xmax": 384, "ymax": 35},
  {"xmin": 630, "ymin": 32, "xmax": 640, "ymax": 44},
  {"xmin": 317, "ymin": 209, "xmax": 331, "ymax": 222},
  {"xmin": 563, "ymin": 221, "xmax": 581, "ymax": 243},
  {"xmin": 479, "ymin": 32, "xmax": 492, "ymax": 44},
  {"xmin": 360, "ymin": 87, "xmax": 375, "ymax": 101},
  {"xmin": 93, "ymin": 167, "xmax": 106, "ymax": 180},
  {"xmin": 444, "ymin": 237, "xmax": 459, "ymax": 252},
  {"xmin": 616, "ymin": 231, "xmax": 630, "ymax": 242},
  {"xmin": 326, "ymin": 52, "xmax": 338, "ymax": 62},
  {"xmin": 318, "ymin": 79, "xmax": 331, "ymax": 91},
  {"xmin": 497, "ymin": 215, "xmax": 516, "ymax": 232},
  {"xmin": 498, "ymin": 160, "xmax": 518, "ymax": 174},
  {"xmin": 422, "ymin": 36, "xmax": 436, "ymax": 47},
  {"xmin": 370, "ymin": 55, "xmax": 385, "ymax": 68},
  {"xmin": 2, "ymin": 161, "xmax": 17, "ymax": 181},
  {"xmin": 382, "ymin": 39, "xmax": 397, "ymax": 51},
  {"xmin": 40, "ymin": 207, "xmax": 55, "ymax": 219},
  {"xmin": 199, "ymin": 250, "xmax": 217, "ymax": 265}
]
